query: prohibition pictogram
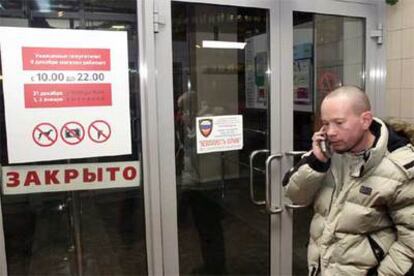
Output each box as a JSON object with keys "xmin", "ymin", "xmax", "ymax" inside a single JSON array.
[
  {"xmin": 32, "ymin": 122, "xmax": 58, "ymax": 147},
  {"xmin": 61, "ymin": 121, "xmax": 85, "ymax": 145},
  {"xmin": 317, "ymin": 71, "xmax": 340, "ymax": 93},
  {"xmin": 88, "ymin": 120, "xmax": 111, "ymax": 143}
]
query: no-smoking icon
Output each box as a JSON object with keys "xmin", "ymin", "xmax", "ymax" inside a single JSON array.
[
  {"xmin": 88, "ymin": 120, "xmax": 111, "ymax": 143},
  {"xmin": 32, "ymin": 122, "xmax": 58, "ymax": 147}
]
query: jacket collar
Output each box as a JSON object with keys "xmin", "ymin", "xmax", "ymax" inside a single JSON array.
[
  {"xmin": 343, "ymin": 118, "xmax": 388, "ymax": 178},
  {"xmin": 362, "ymin": 118, "xmax": 389, "ymax": 176}
]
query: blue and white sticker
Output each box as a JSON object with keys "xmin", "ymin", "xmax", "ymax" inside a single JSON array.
[{"xmin": 196, "ymin": 115, "xmax": 243, "ymax": 154}]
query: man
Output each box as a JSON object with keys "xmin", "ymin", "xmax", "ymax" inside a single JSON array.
[{"xmin": 283, "ymin": 86, "xmax": 414, "ymax": 275}]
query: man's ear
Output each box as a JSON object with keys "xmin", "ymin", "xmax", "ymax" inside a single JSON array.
[{"xmin": 361, "ymin": 111, "xmax": 373, "ymax": 130}]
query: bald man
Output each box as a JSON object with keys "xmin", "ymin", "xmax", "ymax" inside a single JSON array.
[{"xmin": 283, "ymin": 86, "xmax": 414, "ymax": 276}]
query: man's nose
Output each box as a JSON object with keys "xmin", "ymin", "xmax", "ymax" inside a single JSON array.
[{"xmin": 326, "ymin": 127, "xmax": 336, "ymax": 137}]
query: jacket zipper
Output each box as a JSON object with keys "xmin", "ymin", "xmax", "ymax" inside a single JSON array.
[
  {"xmin": 367, "ymin": 235, "xmax": 385, "ymax": 263},
  {"xmin": 328, "ymin": 160, "xmax": 345, "ymax": 214},
  {"xmin": 328, "ymin": 170, "xmax": 336, "ymax": 213}
]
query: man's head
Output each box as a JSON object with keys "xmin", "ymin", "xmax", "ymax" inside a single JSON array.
[{"xmin": 320, "ymin": 86, "xmax": 374, "ymax": 154}]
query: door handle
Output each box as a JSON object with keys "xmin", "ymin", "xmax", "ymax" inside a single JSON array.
[
  {"xmin": 284, "ymin": 203, "xmax": 307, "ymax": 209},
  {"xmin": 285, "ymin": 151, "xmax": 307, "ymax": 157},
  {"xmin": 249, "ymin": 149, "xmax": 269, "ymax": 206},
  {"xmin": 265, "ymin": 153, "xmax": 283, "ymax": 214}
]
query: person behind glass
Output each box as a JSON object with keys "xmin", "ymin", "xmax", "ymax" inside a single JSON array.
[
  {"xmin": 175, "ymin": 92, "xmax": 226, "ymax": 275},
  {"xmin": 283, "ymin": 86, "xmax": 414, "ymax": 276}
]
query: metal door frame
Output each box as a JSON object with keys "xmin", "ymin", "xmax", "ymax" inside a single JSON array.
[
  {"xmin": 137, "ymin": 0, "xmax": 165, "ymax": 275},
  {"xmin": 149, "ymin": 0, "xmax": 282, "ymax": 274},
  {"xmin": 279, "ymin": 0, "xmax": 385, "ymax": 275}
]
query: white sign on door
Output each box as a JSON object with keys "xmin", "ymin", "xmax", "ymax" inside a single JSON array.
[
  {"xmin": 196, "ymin": 115, "xmax": 243, "ymax": 154},
  {"xmin": 0, "ymin": 27, "xmax": 131, "ymax": 163},
  {"xmin": 2, "ymin": 161, "xmax": 140, "ymax": 195}
]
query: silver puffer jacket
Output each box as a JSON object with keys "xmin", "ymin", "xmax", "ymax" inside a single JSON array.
[{"xmin": 283, "ymin": 118, "xmax": 414, "ymax": 276}]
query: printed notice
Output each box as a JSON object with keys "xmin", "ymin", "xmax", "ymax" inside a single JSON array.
[
  {"xmin": 24, "ymin": 83, "xmax": 112, "ymax": 108},
  {"xmin": 0, "ymin": 27, "xmax": 131, "ymax": 163},
  {"xmin": 2, "ymin": 161, "xmax": 140, "ymax": 195},
  {"xmin": 22, "ymin": 47, "xmax": 111, "ymax": 71},
  {"xmin": 196, "ymin": 115, "xmax": 243, "ymax": 154}
]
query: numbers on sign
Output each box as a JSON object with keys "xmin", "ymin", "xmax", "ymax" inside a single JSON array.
[
  {"xmin": 77, "ymin": 73, "xmax": 104, "ymax": 81},
  {"xmin": 35, "ymin": 73, "xmax": 65, "ymax": 82},
  {"xmin": 77, "ymin": 73, "xmax": 88, "ymax": 81},
  {"xmin": 31, "ymin": 73, "xmax": 105, "ymax": 82}
]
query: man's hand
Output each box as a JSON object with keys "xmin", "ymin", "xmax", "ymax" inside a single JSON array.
[{"xmin": 312, "ymin": 127, "xmax": 330, "ymax": 163}]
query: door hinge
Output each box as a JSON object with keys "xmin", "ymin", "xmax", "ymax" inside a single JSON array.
[
  {"xmin": 153, "ymin": 7, "xmax": 165, "ymax": 33},
  {"xmin": 370, "ymin": 23, "xmax": 383, "ymax": 45}
]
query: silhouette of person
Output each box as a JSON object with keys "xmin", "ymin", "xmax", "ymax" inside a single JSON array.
[{"xmin": 175, "ymin": 91, "xmax": 226, "ymax": 275}]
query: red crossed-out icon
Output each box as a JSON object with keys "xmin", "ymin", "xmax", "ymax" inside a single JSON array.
[
  {"xmin": 88, "ymin": 120, "xmax": 111, "ymax": 143},
  {"xmin": 317, "ymin": 71, "xmax": 340, "ymax": 93},
  {"xmin": 61, "ymin": 121, "xmax": 85, "ymax": 145},
  {"xmin": 32, "ymin": 122, "xmax": 58, "ymax": 147}
]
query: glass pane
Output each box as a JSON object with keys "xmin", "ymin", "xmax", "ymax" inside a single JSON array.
[
  {"xmin": 315, "ymin": 14, "xmax": 365, "ymax": 112},
  {"xmin": 29, "ymin": 0, "xmax": 80, "ymax": 12},
  {"xmin": 292, "ymin": 12, "xmax": 365, "ymax": 276},
  {"xmin": 172, "ymin": 2, "xmax": 270, "ymax": 275},
  {"xmin": 85, "ymin": 0, "xmax": 136, "ymax": 13},
  {"xmin": 0, "ymin": 1, "xmax": 22, "ymax": 10},
  {"xmin": 0, "ymin": 1, "xmax": 147, "ymax": 275}
]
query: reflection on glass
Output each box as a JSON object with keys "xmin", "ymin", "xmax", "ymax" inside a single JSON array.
[
  {"xmin": 172, "ymin": 3, "xmax": 270, "ymax": 275},
  {"xmin": 292, "ymin": 12, "xmax": 365, "ymax": 276},
  {"xmin": 0, "ymin": 0, "xmax": 22, "ymax": 10},
  {"xmin": 85, "ymin": 0, "xmax": 135, "ymax": 13},
  {"xmin": 315, "ymin": 14, "xmax": 365, "ymax": 112},
  {"xmin": 0, "ymin": 0, "xmax": 147, "ymax": 275},
  {"xmin": 0, "ymin": 1, "xmax": 136, "ymax": 21},
  {"xmin": 30, "ymin": 0, "xmax": 80, "ymax": 12}
]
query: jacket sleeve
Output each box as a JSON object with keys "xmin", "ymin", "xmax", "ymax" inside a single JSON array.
[
  {"xmin": 377, "ymin": 178, "xmax": 414, "ymax": 275},
  {"xmin": 282, "ymin": 152, "xmax": 330, "ymax": 206}
]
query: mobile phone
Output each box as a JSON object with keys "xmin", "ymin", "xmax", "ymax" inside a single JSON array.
[{"xmin": 319, "ymin": 139, "xmax": 332, "ymax": 158}]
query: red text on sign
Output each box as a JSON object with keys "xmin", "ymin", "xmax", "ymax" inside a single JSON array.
[
  {"xmin": 25, "ymin": 83, "xmax": 112, "ymax": 108},
  {"xmin": 5, "ymin": 166, "xmax": 138, "ymax": 187}
]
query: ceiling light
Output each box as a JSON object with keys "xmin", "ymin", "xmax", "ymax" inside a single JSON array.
[
  {"xmin": 111, "ymin": 25, "xmax": 126, "ymax": 30},
  {"xmin": 202, "ymin": 40, "xmax": 246, "ymax": 49}
]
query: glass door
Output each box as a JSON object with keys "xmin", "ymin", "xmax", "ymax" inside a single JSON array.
[
  {"xmin": 0, "ymin": 1, "xmax": 149, "ymax": 275},
  {"xmin": 280, "ymin": 0, "xmax": 385, "ymax": 275},
  {"xmin": 172, "ymin": 2, "xmax": 272, "ymax": 275},
  {"xmin": 155, "ymin": 0, "xmax": 282, "ymax": 275},
  {"xmin": 154, "ymin": 0, "xmax": 384, "ymax": 275}
]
